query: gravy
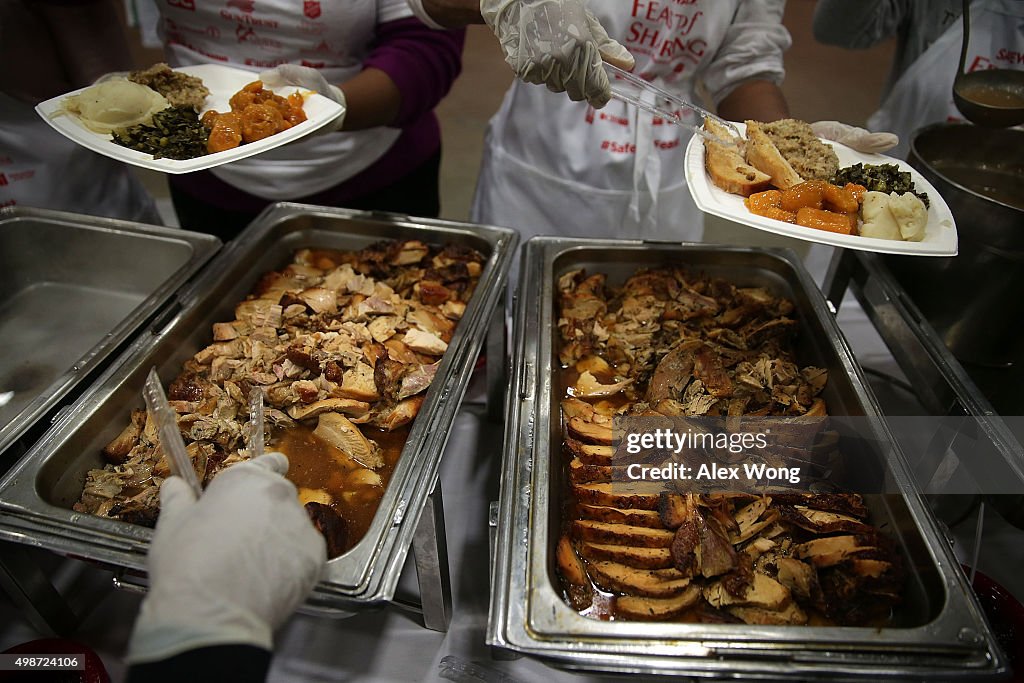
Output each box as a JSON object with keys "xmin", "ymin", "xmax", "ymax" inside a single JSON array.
[
  {"xmin": 931, "ymin": 161, "xmax": 1024, "ymax": 211},
  {"xmin": 273, "ymin": 422, "xmax": 410, "ymax": 555},
  {"xmin": 957, "ymin": 83, "xmax": 1024, "ymax": 109}
]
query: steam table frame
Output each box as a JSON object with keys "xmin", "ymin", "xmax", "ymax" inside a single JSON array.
[
  {"xmin": 0, "ymin": 294, "xmax": 508, "ymax": 638},
  {"xmin": 822, "ymin": 248, "xmax": 1024, "ymax": 495}
]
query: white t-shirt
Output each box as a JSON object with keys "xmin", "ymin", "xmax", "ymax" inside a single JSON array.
[{"xmin": 154, "ymin": 0, "xmax": 413, "ymax": 199}]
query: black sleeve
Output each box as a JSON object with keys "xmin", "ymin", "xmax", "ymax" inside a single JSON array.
[
  {"xmin": 125, "ymin": 645, "xmax": 272, "ymax": 683},
  {"xmin": 811, "ymin": 0, "xmax": 909, "ymax": 49}
]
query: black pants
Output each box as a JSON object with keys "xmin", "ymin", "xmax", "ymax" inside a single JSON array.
[{"xmin": 169, "ymin": 149, "xmax": 442, "ymax": 242}]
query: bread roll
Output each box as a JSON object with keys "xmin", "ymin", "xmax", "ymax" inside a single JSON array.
[
  {"xmin": 703, "ymin": 119, "xmax": 773, "ymax": 196},
  {"xmin": 744, "ymin": 121, "xmax": 804, "ymax": 190}
]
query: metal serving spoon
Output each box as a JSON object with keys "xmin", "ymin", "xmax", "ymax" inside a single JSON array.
[{"xmin": 952, "ymin": 0, "xmax": 1024, "ymax": 127}]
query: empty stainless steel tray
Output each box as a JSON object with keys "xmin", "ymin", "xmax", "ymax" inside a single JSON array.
[
  {"xmin": 489, "ymin": 237, "xmax": 1007, "ymax": 679},
  {"xmin": 0, "ymin": 206, "xmax": 219, "ymax": 461}
]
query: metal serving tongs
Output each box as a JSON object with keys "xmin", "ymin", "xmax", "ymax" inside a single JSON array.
[
  {"xmin": 246, "ymin": 387, "xmax": 265, "ymax": 460},
  {"xmin": 143, "ymin": 367, "xmax": 203, "ymax": 497},
  {"xmin": 604, "ymin": 63, "xmax": 741, "ymax": 147}
]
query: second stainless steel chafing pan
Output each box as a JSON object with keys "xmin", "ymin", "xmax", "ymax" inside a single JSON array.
[
  {"xmin": 0, "ymin": 203, "xmax": 516, "ymax": 611},
  {"xmin": 488, "ymin": 237, "xmax": 1006, "ymax": 679},
  {"xmin": 0, "ymin": 206, "xmax": 219, "ymax": 462}
]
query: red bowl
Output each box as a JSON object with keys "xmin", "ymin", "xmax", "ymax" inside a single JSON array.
[
  {"xmin": 0, "ymin": 639, "xmax": 109, "ymax": 683},
  {"xmin": 962, "ymin": 565, "xmax": 1024, "ymax": 677}
]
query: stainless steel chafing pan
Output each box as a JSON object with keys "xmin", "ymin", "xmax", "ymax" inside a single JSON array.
[
  {"xmin": 0, "ymin": 203, "xmax": 516, "ymax": 611},
  {"xmin": 0, "ymin": 206, "xmax": 219, "ymax": 462},
  {"xmin": 489, "ymin": 237, "xmax": 1006, "ymax": 679}
]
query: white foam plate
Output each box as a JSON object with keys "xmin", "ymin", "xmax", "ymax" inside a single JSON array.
[
  {"xmin": 684, "ymin": 122, "xmax": 958, "ymax": 256},
  {"xmin": 35, "ymin": 63, "xmax": 345, "ymax": 174}
]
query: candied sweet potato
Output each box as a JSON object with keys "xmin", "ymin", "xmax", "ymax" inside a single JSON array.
[
  {"xmin": 780, "ymin": 180, "xmax": 859, "ymax": 216},
  {"xmin": 745, "ymin": 190, "xmax": 797, "ymax": 223},
  {"xmin": 822, "ymin": 183, "xmax": 859, "ymax": 213},
  {"xmin": 206, "ymin": 111, "xmax": 243, "ymax": 153},
  {"xmin": 843, "ymin": 182, "xmax": 867, "ymax": 202},
  {"xmin": 761, "ymin": 207, "xmax": 797, "ymax": 223},
  {"xmin": 209, "ymin": 81, "xmax": 306, "ymax": 146},
  {"xmin": 241, "ymin": 103, "xmax": 285, "ymax": 143},
  {"xmin": 796, "ymin": 207, "xmax": 855, "ymax": 235},
  {"xmin": 780, "ymin": 180, "xmax": 827, "ymax": 212},
  {"xmin": 745, "ymin": 189, "xmax": 782, "ymax": 210}
]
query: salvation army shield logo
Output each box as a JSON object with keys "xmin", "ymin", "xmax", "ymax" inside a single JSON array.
[{"xmin": 303, "ymin": 1, "xmax": 321, "ymax": 18}]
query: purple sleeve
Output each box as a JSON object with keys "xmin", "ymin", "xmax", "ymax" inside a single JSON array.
[{"xmin": 363, "ymin": 18, "xmax": 466, "ymax": 128}]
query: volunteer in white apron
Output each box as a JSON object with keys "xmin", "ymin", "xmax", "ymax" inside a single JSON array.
[
  {"xmin": 471, "ymin": 1, "xmax": 791, "ymax": 244},
  {"xmin": 0, "ymin": 0, "xmax": 160, "ymax": 223},
  {"xmin": 148, "ymin": 0, "xmax": 464, "ymax": 240},
  {"xmin": 868, "ymin": 0, "xmax": 1024, "ymax": 160},
  {"xmin": 0, "ymin": 95, "xmax": 161, "ymax": 223},
  {"xmin": 815, "ymin": 0, "xmax": 1024, "ymax": 160},
  {"xmin": 807, "ymin": 0, "xmax": 1024, "ymax": 283},
  {"xmin": 157, "ymin": 2, "xmax": 402, "ymax": 202}
]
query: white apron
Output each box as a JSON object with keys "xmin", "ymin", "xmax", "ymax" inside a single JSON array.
[
  {"xmin": 153, "ymin": 0, "xmax": 409, "ymax": 199},
  {"xmin": 0, "ymin": 93, "xmax": 160, "ymax": 223},
  {"xmin": 472, "ymin": 0, "xmax": 789, "ymax": 243}
]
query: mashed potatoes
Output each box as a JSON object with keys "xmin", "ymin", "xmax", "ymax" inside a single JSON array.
[
  {"xmin": 860, "ymin": 191, "xmax": 928, "ymax": 242},
  {"xmin": 888, "ymin": 192, "xmax": 927, "ymax": 241},
  {"xmin": 860, "ymin": 192, "xmax": 902, "ymax": 241},
  {"xmin": 63, "ymin": 79, "xmax": 168, "ymax": 134}
]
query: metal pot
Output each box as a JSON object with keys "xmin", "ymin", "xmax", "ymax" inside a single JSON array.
[{"xmin": 883, "ymin": 123, "xmax": 1024, "ymax": 412}]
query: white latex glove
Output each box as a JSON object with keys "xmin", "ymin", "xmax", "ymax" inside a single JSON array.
[
  {"xmin": 481, "ymin": 0, "xmax": 635, "ymax": 108},
  {"xmin": 259, "ymin": 65, "xmax": 347, "ymax": 131},
  {"xmin": 811, "ymin": 120, "xmax": 899, "ymax": 155},
  {"xmin": 127, "ymin": 452, "xmax": 326, "ymax": 664},
  {"xmin": 93, "ymin": 71, "xmax": 130, "ymax": 84}
]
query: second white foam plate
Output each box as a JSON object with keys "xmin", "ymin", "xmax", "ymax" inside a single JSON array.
[
  {"xmin": 684, "ymin": 122, "xmax": 958, "ymax": 256},
  {"xmin": 35, "ymin": 63, "xmax": 345, "ymax": 175}
]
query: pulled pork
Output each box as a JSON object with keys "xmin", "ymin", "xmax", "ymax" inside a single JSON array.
[
  {"xmin": 74, "ymin": 240, "xmax": 484, "ymax": 541},
  {"xmin": 555, "ymin": 267, "xmax": 903, "ymax": 626}
]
